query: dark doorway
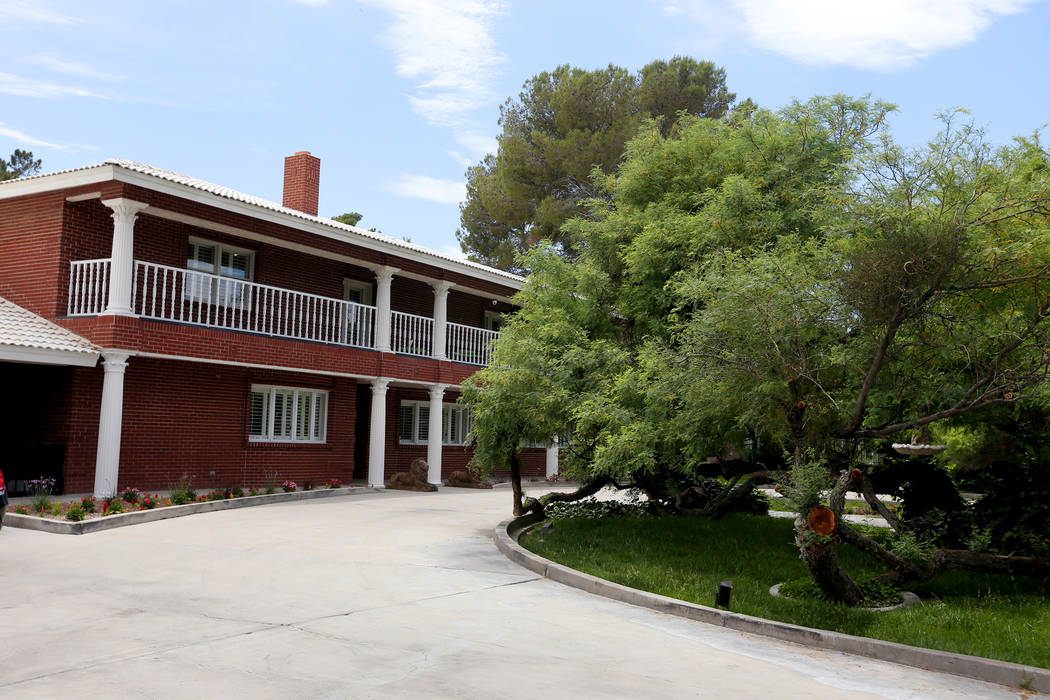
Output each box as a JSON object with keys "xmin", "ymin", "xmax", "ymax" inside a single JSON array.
[
  {"xmin": 353, "ymin": 382, "xmax": 371, "ymax": 481},
  {"xmin": 0, "ymin": 362, "xmax": 72, "ymax": 494}
]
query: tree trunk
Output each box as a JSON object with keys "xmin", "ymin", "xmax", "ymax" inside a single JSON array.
[
  {"xmin": 794, "ymin": 515, "xmax": 865, "ymax": 605},
  {"xmin": 509, "ymin": 451, "xmax": 523, "ymax": 516},
  {"xmin": 792, "ymin": 470, "xmax": 866, "ymax": 605}
]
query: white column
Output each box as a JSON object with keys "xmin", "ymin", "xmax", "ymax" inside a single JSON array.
[
  {"xmin": 374, "ymin": 266, "xmax": 399, "ymax": 352},
  {"xmin": 431, "ymin": 281, "xmax": 452, "ymax": 361},
  {"xmin": 546, "ymin": 436, "xmax": 560, "ymax": 479},
  {"xmin": 367, "ymin": 378, "xmax": 391, "ymax": 487},
  {"xmin": 93, "ymin": 351, "xmax": 131, "ymax": 498},
  {"xmin": 427, "ymin": 384, "xmax": 446, "ymax": 484},
  {"xmin": 100, "ymin": 198, "xmax": 148, "ymax": 316}
]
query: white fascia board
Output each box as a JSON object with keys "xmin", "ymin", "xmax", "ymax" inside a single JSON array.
[
  {"xmin": 0, "ymin": 165, "xmax": 116, "ymax": 199},
  {"xmin": 0, "ymin": 345, "xmax": 99, "ymax": 367},
  {"xmin": 130, "ymin": 350, "xmax": 459, "ymax": 389},
  {"xmin": 107, "ymin": 169, "xmax": 524, "ymax": 293}
]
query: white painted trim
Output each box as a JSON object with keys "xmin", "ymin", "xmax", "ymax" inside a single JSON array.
[
  {"xmin": 0, "ymin": 162, "xmax": 522, "ymax": 290},
  {"xmin": 399, "ymin": 398, "xmax": 470, "ymax": 446},
  {"xmin": 343, "ymin": 278, "xmax": 374, "ymax": 305},
  {"xmin": 248, "ymin": 384, "xmax": 329, "ymax": 444},
  {"xmin": 0, "ymin": 345, "xmax": 99, "ymax": 366},
  {"xmin": 0, "ymin": 164, "xmax": 116, "ymax": 198},
  {"xmin": 187, "ymin": 234, "xmax": 256, "ymax": 281},
  {"xmin": 125, "ymin": 349, "xmax": 460, "ymax": 389}
]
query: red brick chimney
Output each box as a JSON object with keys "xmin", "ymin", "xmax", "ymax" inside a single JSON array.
[{"xmin": 283, "ymin": 151, "xmax": 320, "ymax": 215}]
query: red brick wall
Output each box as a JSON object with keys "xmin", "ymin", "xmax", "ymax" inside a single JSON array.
[
  {"xmin": 62, "ymin": 356, "xmax": 358, "ymax": 493},
  {"xmin": 56, "ymin": 359, "xmax": 538, "ymax": 493},
  {"xmin": 0, "ymin": 190, "xmax": 67, "ymax": 317}
]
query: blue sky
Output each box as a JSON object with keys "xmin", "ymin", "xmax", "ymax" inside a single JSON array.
[{"xmin": 2, "ymin": 0, "xmax": 1047, "ymax": 258}]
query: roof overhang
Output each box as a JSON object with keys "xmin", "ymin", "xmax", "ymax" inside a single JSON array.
[
  {"xmin": 0, "ymin": 162, "xmax": 525, "ymax": 294},
  {"xmin": 0, "ymin": 344, "xmax": 99, "ymax": 367}
]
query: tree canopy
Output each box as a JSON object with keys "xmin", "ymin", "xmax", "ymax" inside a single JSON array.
[
  {"xmin": 464, "ymin": 95, "xmax": 1050, "ymax": 598},
  {"xmin": 0, "ymin": 149, "xmax": 42, "ymax": 181},
  {"xmin": 465, "ymin": 94, "xmax": 893, "ymax": 489},
  {"xmin": 332, "ymin": 212, "xmax": 363, "ymax": 226},
  {"xmin": 456, "ymin": 57, "xmax": 737, "ymax": 272}
]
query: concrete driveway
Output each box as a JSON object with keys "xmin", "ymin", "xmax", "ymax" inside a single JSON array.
[{"xmin": 0, "ymin": 487, "xmax": 1023, "ymax": 699}]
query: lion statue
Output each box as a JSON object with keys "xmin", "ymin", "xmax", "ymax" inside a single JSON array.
[
  {"xmin": 386, "ymin": 458, "xmax": 438, "ymax": 492},
  {"xmin": 444, "ymin": 467, "xmax": 492, "ymax": 489}
]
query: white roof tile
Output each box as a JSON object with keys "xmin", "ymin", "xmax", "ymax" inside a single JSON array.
[{"xmin": 0, "ymin": 296, "xmax": 99, "ymax": 356}]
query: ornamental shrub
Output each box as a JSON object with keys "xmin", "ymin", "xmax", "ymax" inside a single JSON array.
[
  {"xmin": 102, "ymin": 499, "xmax": 125, "ymax": 516},
  {"xmin": 65, "ymin": 503, "xmax": 86, "ymax": 521}
]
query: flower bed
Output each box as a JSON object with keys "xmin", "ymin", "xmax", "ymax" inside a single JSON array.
[{"xmin": 8, "ymin": 477, "xmax": 352, "ymax": 524}]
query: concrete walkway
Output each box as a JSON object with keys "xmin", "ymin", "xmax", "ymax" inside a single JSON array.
[{"xmin": 0, "ymin": 487, "xmax": 1024, "ymax": 699}]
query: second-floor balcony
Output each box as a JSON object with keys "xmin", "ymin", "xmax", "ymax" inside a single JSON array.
[{"xmin": 67, "ymin": 258, "xmax": 500, "ymax": 366}]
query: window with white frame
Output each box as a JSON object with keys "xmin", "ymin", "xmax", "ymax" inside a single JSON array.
[
  {"xmin": 342, "ymin": 278, "xmax": 373, "ymax": 306},
  {"xmin": 249, "ymin": 385, "xmax": 328, "ymax": 443},
  {"xmin": 484, "ymin": 310, "xmax": 503, "ymax": 332},
  {"xmin": 399, "ymin": 401, "xmax": 472, "ymax": 445},
  {"xmin": 185, "ymin": 238, "xmax": 255, "ymax": 306}
]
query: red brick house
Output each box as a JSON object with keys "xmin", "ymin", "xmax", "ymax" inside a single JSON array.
[{"xmin": 0, "ymin": 152, "xmax": 554, "ymax": 497}]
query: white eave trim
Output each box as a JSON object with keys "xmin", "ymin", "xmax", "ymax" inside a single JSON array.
[
  {"xmin": 0, "ymin": 163, "xmax": 523, "ymax": 292},
  {"xmin": 128, "ymin": 349, "xmax": 460, "ymax": 389},
  {"xmin": 0, "ymin": 345, "xmax": 99, "ymax": 367}
]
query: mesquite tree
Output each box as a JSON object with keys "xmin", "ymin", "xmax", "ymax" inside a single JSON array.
[{"xmin": 668, "ymin": 115, "xmax": 1050, "ymax": 601}]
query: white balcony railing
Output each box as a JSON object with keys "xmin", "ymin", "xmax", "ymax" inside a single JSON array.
[
  {"xmin": 390, "ymin": 310, "xmax": 433, "ymax": 357},
  {"xmin": 447, "ymin": 322, "xmax": 498, "ymax": 366},
  {"xmin": 66, "ymin": 258, "xmax": 500, "ymax": 365},
  {"xmin": 68, "ymin": 258, "xmax": 110, "ymax": 316},
  {"xmin": 132, "ymin": 260, "xmax": 376, "ymax": 348}
]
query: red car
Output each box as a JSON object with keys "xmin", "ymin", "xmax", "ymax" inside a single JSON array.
[{"xmin": 0, "ymin": 468, "xmax": 7, "ymax": 530}]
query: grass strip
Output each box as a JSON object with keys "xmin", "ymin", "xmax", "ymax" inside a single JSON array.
[{"xmin": 521, "ymin": 513, "xmax": 1049, "ymax": 669}]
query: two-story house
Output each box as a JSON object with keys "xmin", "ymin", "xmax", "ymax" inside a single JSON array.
[{"xmin": 0, "ymin": 152, "xmax": 554, "ymax": 497}]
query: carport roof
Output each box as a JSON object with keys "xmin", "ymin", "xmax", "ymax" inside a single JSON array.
[{"xmin": 0, "ymin": 296, "xmax": 100, "ymax": 366}]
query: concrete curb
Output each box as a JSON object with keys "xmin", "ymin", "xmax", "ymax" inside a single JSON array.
[
  {"xmin": 494, "ymin": 515, "xmax": 1049, "ymax": 694},
  {"xmin": 2, "ymin": 487, "xmax": 377, "ymax": 535}
]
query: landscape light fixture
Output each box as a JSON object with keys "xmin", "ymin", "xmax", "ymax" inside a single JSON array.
[{"xmin": 715, "ymin": 580, "xmax": 733, "ymax": 610}]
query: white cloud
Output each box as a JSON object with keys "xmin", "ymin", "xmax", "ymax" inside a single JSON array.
[
  {"xmin": 446, "ymin": 150, "xmax": 475, "ymax": 168},
  {"xmin": 0, "ymin": 0, "xmax": 78, "ymax": 24},
  {"xmin": 383, "ymin": 174, "xmax": 467, "ymax": 204},
  {"xmin": 289, "ymin": 0, "xmax": 330, "ymax": 5},
  {"xmin": 23, "ymin": 53, "xmax": 124, "ymax": 82},
  {"xmin": 453, "ymin": 129, "xmax": 497, "ymax": 159},
  {"xmin": 0, "ymin": 72, "xmax": 109, "ymax": 99},
  {"xmin": 363, "ymin": 0, "xmax": 506, "ymax": 154},
  {"xmin": 662, "ymin": 0, "xmax": 1033, "ymax": 70},
  {"xmin": 0, "ymin": 121, "xmax": 94, "ymax": 151}
]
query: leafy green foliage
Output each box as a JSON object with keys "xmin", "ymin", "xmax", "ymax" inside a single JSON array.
[
  {"xmin": 0, "ymin": 149, "xmax": 41, "ymax": 181},
  {"xmin": 778, "ymin": 576, "xmax": 903, "ymax": 607},
  {"xmin": 332, "ymin": 212, "xmax": 362, "ymax": 226},
  {"xmin": 544, "ymin": 498, "xmax": 671, "ymax": 520},
  {"xmin": 457, "ymin": 57, "xmax": 737, "ymax": 271},
  {"xmin": 465, "ymin": 96, "xmax": 897, "ymax": 490}
]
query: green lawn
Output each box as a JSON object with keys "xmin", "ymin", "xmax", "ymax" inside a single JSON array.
[{"xmin": 520, "ymin": 513, "xmax": 1050, "ymax": 669}]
